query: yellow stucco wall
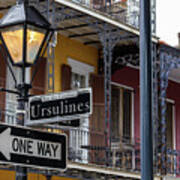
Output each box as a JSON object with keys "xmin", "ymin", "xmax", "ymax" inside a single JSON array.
[
  {"xmin": 0, "ymin": 34, "xmax": 97, "ymax": 180},
  {"xmin": 54, "ymin": 34, "xmax": 98, "ymax": 92},
  {"xmin": 51, "ymin": 176, "xmax": 78, "ymax": 180},
  {"xmin": 28, "ymin": 173, "xmax": 46, "ymax": 180},
  {"xmin": 0, "ymin": 170, "xmax": 78, "ymax": 180},
  {"xmin": 28, "ymin": 173, "xmax": 78, "ymax": 180},
  {"xmin": 0, "ymin": 169, "xmax": 15, "ymax": 180}
]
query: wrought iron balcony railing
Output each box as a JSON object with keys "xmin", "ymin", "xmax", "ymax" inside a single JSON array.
[
  {"xmin": 68, "ymin": 0, "xmax": 156, "ymax": 33},
  {"xmin": 1, "ymin": 109, "xmax": 179, "ymax": 176},
  {"xmin": 68, "ymin": 129, "xmax": 180, "ymax": 176}
]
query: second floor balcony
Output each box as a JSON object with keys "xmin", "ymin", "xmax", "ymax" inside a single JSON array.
[{"xmin": 65, "ymin": 0, "xmax": 156, "ymax": 33}]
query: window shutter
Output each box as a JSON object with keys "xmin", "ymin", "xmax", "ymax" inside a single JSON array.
[
  {"xmin": 89, "ymin": 74, "xmax": 105, "ymax": 131},
  {"xmin": 0, "ymin": 45, "xmax": 7, "ymax": 122},
  {"xmin": 61, "ymin": 64, "xmax": 72, "ymax": 91},
  {"xmin": 60, "ymin": 64, "xmax": 72, "ymax": 137},
  {"xmin": 89, "ymin": 73, "xmax": 105, "ymax": 163},
  {"xmin": 31, "ymin": 58, "xmax": 46, "ymax": 95},
  {"xmin": 111, "ymin": 87, "xmax": 120, "ymax": 138}
]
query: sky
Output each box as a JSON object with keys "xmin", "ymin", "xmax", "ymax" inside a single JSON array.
[{"xmin": 156, "ymin": 0, "xmax": 180, "ymax": 47}]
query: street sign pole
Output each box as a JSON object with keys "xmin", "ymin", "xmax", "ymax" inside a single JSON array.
[
  {"xmin": 15, "ymin": 103, "xmax": 27, "ymax": 180},
  {"xmin": 140, "ymin": 0, "xmax": 153, "ymax": 179},
  {"xmin": 15, "ymin": 84, "xmax": 31, "ymax": 180}
]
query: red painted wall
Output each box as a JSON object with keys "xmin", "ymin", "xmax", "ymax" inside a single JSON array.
[{"xmin": 112, "ymin": 67, "xmax": 180, "ymax": 151}]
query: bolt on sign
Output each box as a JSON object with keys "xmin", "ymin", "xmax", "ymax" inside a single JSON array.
[
  {"xmin": 26, "ymin": 88, "xmax": 92, "ymax": 126},
  {"xmin": 0, "ymin": 123, "xmax": 67, "ymax": 171}
]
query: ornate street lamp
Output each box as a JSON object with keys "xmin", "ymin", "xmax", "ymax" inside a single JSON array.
[
  {"xmin": 0, "ymin": 1, "xmax": 54, "ymax": 179},
  {"xmin": 0, "ymin": 0, "xmax": 53, "ymax": 67},
  {"xmin": 0, "ymin": 0, "xmax": 53, "ymax": 100}
]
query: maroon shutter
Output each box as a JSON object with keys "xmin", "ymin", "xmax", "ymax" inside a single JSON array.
[
  {"xmin": 89, "ymin": 74, "xmax": 105, "ymax": 164},
  {"xmin": 61, "ymin": 64, "xmax": 72, "ymax": 91},
  {"xmin": 31, "ymin": 58, "xmax": 46, "ymax": 95},
  {"xmin": 61, "ymin": 64, "xmax": 72, "ymax": 137},
  {"xmin": 0, "ymin": 45, "xmax": 7, "ymax": 122}
]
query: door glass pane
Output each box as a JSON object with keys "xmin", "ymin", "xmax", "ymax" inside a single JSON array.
[
  {"xmin": 166, "ymin": 102, "xmax": 173, "ymax": 149},
  {"xmin": 111, "ymin": 86, "xmax": 120, "ymax": 139},
  {"xmin": 80, "ymin": 75, "xmax": 85, "ymax": 88},
  {"xmin": 71, "ymin": 72, "xmax": 86, "ymax": 89}
]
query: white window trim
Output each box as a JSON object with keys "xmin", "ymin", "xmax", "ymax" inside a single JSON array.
[
  {"xmin": 166, "ymin": 98, "xmax": 175, "ymax": 104},
  {"xmin": 68, "ymin": 58, "xmax": 94, "ymax": 88},
  {"xmin": 111, "ymin": 81, "xmax": 134, "ymax": 91},
  {"xmin": 68, "ymin": 58, "xmax": 94, "ymax": 75}
]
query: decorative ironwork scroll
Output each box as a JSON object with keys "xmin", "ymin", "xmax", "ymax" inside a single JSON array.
[{"xmin": 159, "ymin": 45, "xmax": 180, "ymax": 174}]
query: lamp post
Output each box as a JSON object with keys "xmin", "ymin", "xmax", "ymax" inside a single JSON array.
[{"xmin": 0, "ymin": 0, "xmax": 53, "ymax": 179}]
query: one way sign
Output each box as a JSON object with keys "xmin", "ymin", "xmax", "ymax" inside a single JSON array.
[{"xmin": 0, "ymin": 124, "xmax": 67, "ymax": 171}]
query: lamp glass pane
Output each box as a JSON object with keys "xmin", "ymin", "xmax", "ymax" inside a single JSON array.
[
  {"xmin": 26, "ymin": 25, "xmax": 46, "ymax": 64},
  {"xmin": 2, "ymin": 26, "xmax": 23, "ymax": 64}
]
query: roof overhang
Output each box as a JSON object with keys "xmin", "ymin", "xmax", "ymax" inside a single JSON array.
[
  {"xmin": 55, "ymin": 0, "xmax": 159, "ymax": 44},
  {"xmin": 0, "ymin": 0, "xmax": 159, "ymax": 49}
]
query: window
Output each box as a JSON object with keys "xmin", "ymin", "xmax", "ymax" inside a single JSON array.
[
  {"xmin": 166, "ymin": 102, "xmax": 174, "ymax": 149},
  {"xmin": 123, "ymin": 89, "xmax": 132, "ymax": 138},
  {"xmin": 164, "ymin": 101, "xmax": 176, "ymax": 172},
  {"xmin": 159, "ymin": 100, "xmax": 175, "ymax": 150},
  {"xmin": 111, "ymin": 84, "xmax": 133, "ymax": 142},
  {"xmin": 111, "ymin": 87, "xmax": 120, "ymax": 138},
  {"xmin": 71, "ymin": 72, "xmax": 86, "ymax": 89},
  {"xmin": 68, "ymin": 58, "xmax": 94, "ymax": 89}
]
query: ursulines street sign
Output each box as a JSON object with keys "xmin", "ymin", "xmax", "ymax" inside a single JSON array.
[
  {"xmin": 26, "ymin": 88, "xmax": 92, "ymax": 126},
  {"xmin": 0, "ymin": 124, "xmax": 67, "ymax": 171}
]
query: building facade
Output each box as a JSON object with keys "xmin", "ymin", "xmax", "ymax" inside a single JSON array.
[{"xmin": 0, "ymin": 0, "xmax": 179, "ymax": 180}]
